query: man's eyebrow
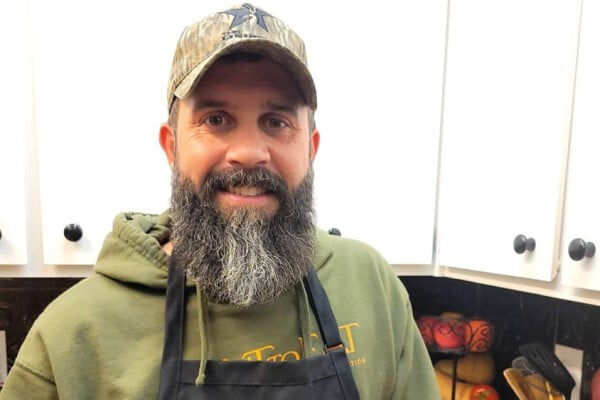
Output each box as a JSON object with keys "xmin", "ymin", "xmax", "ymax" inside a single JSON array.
[
  {"xmin": 190, "ymin": 99, "xmax": 298, "ymax": 114},
  {"xmin": 266, "ymin": 101, "xmax": 298, "ymax": 114},
  {"xmin": 191, "ymin": 99, "xmax": 231, "ymax": 110}
]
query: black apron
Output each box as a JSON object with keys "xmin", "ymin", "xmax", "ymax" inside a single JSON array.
[{"xmin": 157, "ymin": 255, "xmax": 362, "ymax": 399}]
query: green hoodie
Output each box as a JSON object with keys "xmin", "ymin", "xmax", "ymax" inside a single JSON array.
[{"xmin": 0, "ymin": 210, "xmax": 440, "ymax": 400}]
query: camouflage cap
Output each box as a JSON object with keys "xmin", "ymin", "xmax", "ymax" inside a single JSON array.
[{"xmin": 167, "ymin": 3, "xmax": 317, "ymax": 112}]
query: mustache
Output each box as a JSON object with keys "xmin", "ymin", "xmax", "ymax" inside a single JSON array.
[{"xmin": 201, "ymin": 167, "xmax": 288, "ymax": 200}]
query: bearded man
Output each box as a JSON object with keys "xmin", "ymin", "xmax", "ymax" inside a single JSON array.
[{"xmin": 0, "ymin": 4, "xmax": 439, "ymax": 400}]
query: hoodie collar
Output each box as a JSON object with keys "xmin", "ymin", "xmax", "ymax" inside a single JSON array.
[{"xmin": 94, "ymin": 210, "xmax": 334, "ymax": 289}]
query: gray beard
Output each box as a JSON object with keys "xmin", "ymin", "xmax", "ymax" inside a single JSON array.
[{"xmin": 169, "ymin": 164, "xmax": 316, "ymax": 307}]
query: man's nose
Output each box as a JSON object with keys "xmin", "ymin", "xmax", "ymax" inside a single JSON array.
[{"xmin": 225, "ymin": 128, "xmax": 271, "ymax": 168}]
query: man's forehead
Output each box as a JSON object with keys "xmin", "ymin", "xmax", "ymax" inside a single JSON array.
[{"xmin": 187, "ymin": 97, "xmax": 302, "ymax": 114}]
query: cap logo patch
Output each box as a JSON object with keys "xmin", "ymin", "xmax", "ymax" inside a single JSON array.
[{"xmin": 222, "ymin": 3, "xmax": 272, "ymax": 32}]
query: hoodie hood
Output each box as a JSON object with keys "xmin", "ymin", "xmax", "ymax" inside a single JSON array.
[{"xmin": 95, "ymin": 209, "xmax": 334, "ymax": 289}]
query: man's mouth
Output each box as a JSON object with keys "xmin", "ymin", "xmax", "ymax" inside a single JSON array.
[
  {"xmin": 216, "ymin": 185, "xmax": 278, "ymax": 210},
  {"xmin": 227, "ymin": 185, "xmax": 268, "ymax": 197}
]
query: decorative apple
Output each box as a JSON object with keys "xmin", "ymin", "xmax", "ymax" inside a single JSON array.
[
  {"xmin": 433, "ymin": 317, "xmax": 466, "ymax": 351},
  {"xmin": 465, "ymin": 318, "xmax": 494, "ymax": 352},
  {"xmin": 417, "ymin": 316, "xmax": 437, "ymax": 347},
  {"xmin": 469, "ymin": 384, "xmax": 499, "ymax": 400}
]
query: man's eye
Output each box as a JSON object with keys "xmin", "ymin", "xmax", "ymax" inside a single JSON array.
[
  {"xmin": 266, "ymin": 118, "xmax": 288, "ymax": 129},
  {"xmin": 207, "ymin": 114, "xmax": 224, "ymax": 126}
]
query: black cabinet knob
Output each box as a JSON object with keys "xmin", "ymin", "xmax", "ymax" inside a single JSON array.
[
  {"xmin": 568, "ymin": 238, "xmax": 595, "ymax": 261},
  {"xmin": 64, "ymin": 224, "xmax": 83, "ymax": 242},
  {"xmin": 328, "ymin": 228, "xmax": 341, "ymax": 236},
  {"xmin": 514, "ymin": 234, "xmax": 536, "ymax": 254},
  {"xmin": 0, "ymin": 228, "xmax": 2, "ymax": 241}
]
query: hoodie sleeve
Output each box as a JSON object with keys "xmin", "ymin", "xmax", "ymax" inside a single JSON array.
[
  {"xmin": 390, "ymin": 289, "xmax": 440, "ymax": 399},
  {"xmin": 0, "ymin": 323, "xmax": 59, "ymax": 400}
]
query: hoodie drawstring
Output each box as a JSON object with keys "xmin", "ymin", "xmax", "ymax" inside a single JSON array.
[{"xmin": 195, "ymin": 284, "xmax": 209, "ymax": 386}]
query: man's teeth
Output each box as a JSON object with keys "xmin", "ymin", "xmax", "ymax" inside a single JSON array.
[{"xmin": 228, "ymin": 186, "xmax": 266, "ymax": 196}]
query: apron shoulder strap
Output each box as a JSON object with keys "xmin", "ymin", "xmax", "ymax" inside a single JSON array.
[{"xmin": 303, "ymin": 267, "xmax": 345, "ymax": 352}]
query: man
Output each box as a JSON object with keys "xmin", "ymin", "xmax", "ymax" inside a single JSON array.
[{"xmin": 0, "ymin": 4, "xmax": 439, "ymax": 399}]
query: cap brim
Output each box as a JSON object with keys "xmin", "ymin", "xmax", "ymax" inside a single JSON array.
[{"xmin": 172, "ymin": 39, "xmax": 317, "ymax": 111}]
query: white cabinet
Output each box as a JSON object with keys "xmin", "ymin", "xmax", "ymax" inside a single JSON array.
[
  {"xmin": 437, "ymin": 0, "xmax": 581, "ymax": 280},
  {"xmin": 6, "ymin": 0, "xmax": 600, "ymax": 307},
  {"xmin": 0, "ymin": 0, "xmax": 29, "ymax": 265},
  {"xmin": 560, "ymin": 0, "xmax": 600, "ymax": 292}
]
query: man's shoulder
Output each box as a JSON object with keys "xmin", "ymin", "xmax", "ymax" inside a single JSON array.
[
  {"xmin": 316, "ymin": 229, "xmax": 391, "ymax": 275},
  {"xmin": 329, "ymin": 234, "xmax": 385, "ymax": 259},
  {"xmin": 316, "ymin": 229, "xmax": 410, "ymax": 301},
  {"xmin": 12, "ymin": 275, "xmax": 124, "ymax": 378},
  {"xmin": 32, "ymin": 273, "xmax": 127, "ymax": 334}
]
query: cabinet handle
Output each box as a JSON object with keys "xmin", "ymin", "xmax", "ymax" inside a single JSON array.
[
  {"xmin": 328, "ymin": 228, "xmax": 341, "ymax": 236},
  {"xmin": 64, "ymin": 224, "xmax": 83, "ymax": 242},
  {"xmin": 568, "ymin": 238, "xmax": 595, "ymax": 261},
  {"xmin": 0, "ymin": 228, "xmax": 2, "ymax": 241},
  {"xmin": 514, "ymin": 234, "xmax": 536, "ymax": 254}
]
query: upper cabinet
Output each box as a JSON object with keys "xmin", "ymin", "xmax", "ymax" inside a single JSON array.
[
  {"xmin": 12, "ymin": 0, "xmax": 600, "ymax": 299},
  {"xmin": 0, "ymin": 0, "xmax": 29, "ymax": 265},
  {"xmin": 560, "ymin": 0, "xmax": 600, "ymax": 291},
  {"xmin": 308, "ymin": 1, "xmax": 447, "ymax": 265},
  {"xmin": 437, "ymin": 0, "xmax": 582, "ymax": 280}
]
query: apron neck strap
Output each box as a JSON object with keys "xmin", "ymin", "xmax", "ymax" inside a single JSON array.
[{"xmin": 157, "ymin": 255, "xmax": 186, "ymax": 398}]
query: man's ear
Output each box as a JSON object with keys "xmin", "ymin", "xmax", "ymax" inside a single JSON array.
[
  {"xmin": 309, "ymin": 129, "xmax": 320, "ymax": 162},
  {"xmin": 159, "ymin": 123, "xmax": 176, "ymax": 170}
]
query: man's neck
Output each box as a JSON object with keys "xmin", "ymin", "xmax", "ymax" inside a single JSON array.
[{"xmin": 162, "ymin": 241, "xmax": 173, "ymax": 256}]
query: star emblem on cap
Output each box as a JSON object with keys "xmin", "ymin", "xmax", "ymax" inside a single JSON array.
[{"xmin": 222, "ymin": 3, "xmax": 272, "ymax": 32}]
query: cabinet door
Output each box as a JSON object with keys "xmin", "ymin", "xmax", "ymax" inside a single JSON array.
[
  {"xmin": 560, "ymin": 0, "xmax": 600, "ymax": 291},
  {"xmin": 31, "ymin": 1, "xmax": 178, "ymax": 265},
  {"xmin": 438, "ymin": 0, "xmax": 581, "ymax": 280},
  {"xmin": 303, "ymin": 1, "xmax": 446, "ymax": 265},
  {"xmin": 0, "ymin": 0, "xmax": 29, "ymax": 265}
]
